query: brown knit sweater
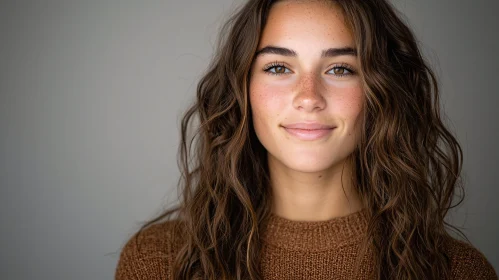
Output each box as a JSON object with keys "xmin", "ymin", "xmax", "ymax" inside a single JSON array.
[{"xmin": 115, "ymin": 208, "xmax": 498, "ymax": 279}]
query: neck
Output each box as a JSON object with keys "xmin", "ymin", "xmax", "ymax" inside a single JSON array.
[{"xmin": 268, "ymin": 154, "xmax": 364, "ymax": 222}]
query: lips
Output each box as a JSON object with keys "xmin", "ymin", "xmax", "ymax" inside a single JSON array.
[
  {"xmin": 281, "ymin": 123, "xmax": 335, "ymax": 140},
  {"xmin": 283, "ymin": 123, "xmax": 335, "ymax": 130}
]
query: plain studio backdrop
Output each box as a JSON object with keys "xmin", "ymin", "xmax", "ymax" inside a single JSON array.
[{"xmin": 1, "ymin": 0, "xmax": 498, "ymax": 279}]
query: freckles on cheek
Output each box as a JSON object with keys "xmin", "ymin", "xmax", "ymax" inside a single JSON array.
[
  {"xmin": 334, "ymin": 86, "xmax": 364, "ymax": 115},
  {"xmin": 251, "ymin": 83, "xmax": 286, "ymax": 118}
]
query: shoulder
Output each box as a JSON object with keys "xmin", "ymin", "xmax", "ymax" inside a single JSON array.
[
  {"xmin": 115, "ymin": 219, "xmax": 186, "ymax": 280},
  {"xmin": 443, "ymin": 236, "xmax": 498, "ymax": 280},
  {"xmin": 120, "ymin": 219, "xmax": 185, "ymax": 257}
]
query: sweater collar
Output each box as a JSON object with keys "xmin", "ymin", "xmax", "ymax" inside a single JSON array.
[{"xmin": 261, "ymin": 207, "xmax": 369, "ymax": 251}]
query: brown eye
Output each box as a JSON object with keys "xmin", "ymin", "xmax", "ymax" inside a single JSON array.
[
  {"xmin": 275, "ymin": 66, "xmax": 286, "ymax": 73},
  {"xmin": 327, "ymin": 65, "xmax": 355, "ymax": 77},
  {"xmin": 333, "ymin": 68, "xmax": 345, "ymax": 75},
  {"xmin": 263, "ymin": 63, "xmax": 292, "ymax": 76}
]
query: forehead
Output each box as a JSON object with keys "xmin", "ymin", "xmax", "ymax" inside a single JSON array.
[{"xmin": 260, "ymin": 0, "xmax": 353, "ymax": 48}]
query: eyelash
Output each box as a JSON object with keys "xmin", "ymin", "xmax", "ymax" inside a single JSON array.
[{"xmin": 262, "ymin": 61, "xmax": 355, "ymax": 77}]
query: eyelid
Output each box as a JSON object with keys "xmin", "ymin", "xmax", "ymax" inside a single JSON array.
[{"xmin": 262, "ymin": 61, "xmax": 293, "ymax": 72}]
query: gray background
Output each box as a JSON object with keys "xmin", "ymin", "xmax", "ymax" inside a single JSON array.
[{"xmin": 0, "ymin": 0, "xmax": 497, "ymax": 279}]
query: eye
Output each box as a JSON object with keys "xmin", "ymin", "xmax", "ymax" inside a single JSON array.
[
  {"xmin": 327, "ymin": 64, "xmax": 355, "ymax": 77},
  {"xmin": 262, "ymin": 62, "xmax": 356, "ymax": 77},
  {"xmin": 263, "ymin": 62, "xmax": 292, "ymax": 76}
]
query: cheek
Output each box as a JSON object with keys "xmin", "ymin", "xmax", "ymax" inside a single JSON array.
[
  {"xmin": 330, "ymin": 86, "xmax": 364, "ymax": 120},
  {"xmin": 249, "ymin": 82, "xmax": 287, "ymax": 122},
  {"xmin": 249, "ymin": 80, "xmax": 290, "ymax": 151},
  {"xmin": 339, "ymin": 88, "xmax": 364, "ymax": 142}
]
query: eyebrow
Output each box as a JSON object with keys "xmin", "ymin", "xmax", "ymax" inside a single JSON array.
[{"xmin": 255, "ymin": 45, "xmax": 357, "ymax": 58}]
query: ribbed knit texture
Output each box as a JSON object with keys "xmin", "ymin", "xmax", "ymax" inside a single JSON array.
[{"xmin": 116, "ymin": 208, "xmax": 498, "ymax": 279}]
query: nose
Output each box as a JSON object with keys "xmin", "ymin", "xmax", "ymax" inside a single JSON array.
[{"xmin": 292, "ymin": 74, "xmax": 326, "ymax": 112}]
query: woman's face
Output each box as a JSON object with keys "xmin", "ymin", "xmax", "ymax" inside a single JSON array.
[{"xmin": 249, "ymin": 0, "xmax": 364, "ymax": 173}]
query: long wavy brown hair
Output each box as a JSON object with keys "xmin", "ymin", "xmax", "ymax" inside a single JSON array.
[{"xmin": 134, "ymin": 0, "xmax": 468, "ymax": 279}]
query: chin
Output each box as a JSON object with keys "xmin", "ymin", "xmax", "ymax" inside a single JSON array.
[
  {"xmin": 290, "ymin": 162, "xmax": 336, "ymax": 173},
  {"xmin": 277, "ymin": 153, "xmax": 339, "ymax": 173}
]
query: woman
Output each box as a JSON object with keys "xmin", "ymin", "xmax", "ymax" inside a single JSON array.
[{"xmin": 116, "ymin": 0, "xmax": 497, "ymax": 279}]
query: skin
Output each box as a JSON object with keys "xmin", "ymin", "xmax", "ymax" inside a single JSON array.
[{"xmin": 249, "ymin": 0, "xmax": 365, "ymax": 221}]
